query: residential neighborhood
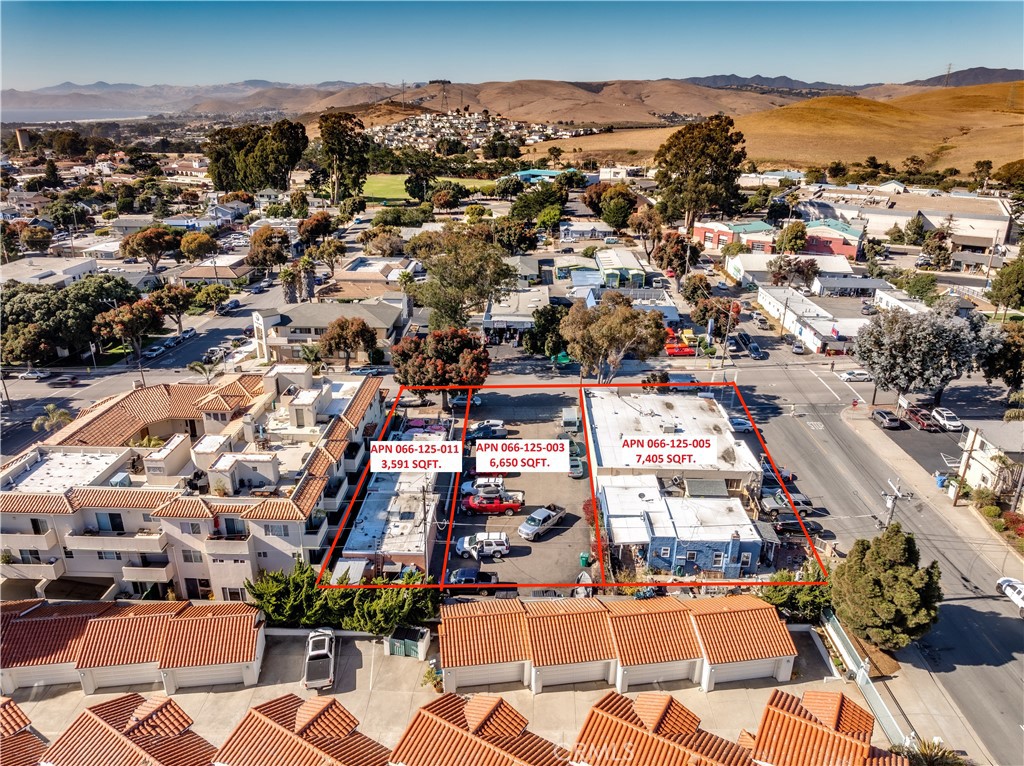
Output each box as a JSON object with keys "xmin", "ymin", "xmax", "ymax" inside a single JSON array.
[{"xmin": 1, "ymin": 3, "xmax": 1022, "ymax": 766}]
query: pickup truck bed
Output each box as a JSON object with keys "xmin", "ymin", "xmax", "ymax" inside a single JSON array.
[{"xmin": 303, "ymin": 628, "xmax": 336, "ymax": 690}]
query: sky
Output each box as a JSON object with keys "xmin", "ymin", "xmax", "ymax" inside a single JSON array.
[{"xmin": 2, "ymin": 1, "xmax": 1022, "ymax": 90}]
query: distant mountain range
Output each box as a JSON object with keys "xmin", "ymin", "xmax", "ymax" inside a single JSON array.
[{"xmin": 2, "ymin": 68, "xmax": 1020, "ymax": 124}]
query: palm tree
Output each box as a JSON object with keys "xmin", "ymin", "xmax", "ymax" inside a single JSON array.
[
  {"xmin": 130, "ymin": 434, "xmax": 166, "ymax": 448},
  {"xmin": 187, "ymin": 360, "xmax": 216, "ymax": 384},
  {"xmin": 785, "ymin": 191, "xmax": 800, "ymax": 222},
  {"xmin": 1005, "ymin": 390, "xmax": 1024, "ymax": 422},
  {"xmin": 32, "ymin": 404, "xmax": 72, "ymax": 433},
  {"xmin": 280, "ymin": 266, "xmax": 298, "ymax": 304},
  {"xmin": 398, "ymin": 270, "xmax": 415, "ymax": 294},
  {"xmin": 297, "ymin": 255, "xmax": 316, "ymax": 301},
  {"xmin": 299, "ymin": 343, "xmax": 322, "ymax": 371},
  {"xmin": 890, "ymin": 740, "xmax": 972, "ymax": 766}
]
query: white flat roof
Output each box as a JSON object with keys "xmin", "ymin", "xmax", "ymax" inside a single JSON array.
[
  {"xmin": 291, "ymin": 388, "xmax": 320, "ymax": 406},
  {"xmin": 8, "ymin": 450, "xmax": 123, "ymax": 493},
  {"xmin": 584, "ymin": 390, "xmax": 761, "ymax": 474},
  {"xmin": 192, "ymin": 433, "xmax": 230, "ymax": 454},
  {"xmin": 210, "ymin": 452, "xmax": 278, "ymax": 471},
  {"xmin": 265, "ymin": 364, "xmax": 310, "ymax": 375},
  {"xmin": 322, "ymin": 380, "xmax": 364, "ymax": 417},
  {"xmin": 145, "ymin": 433, "xmax": 189, "ymax": 461}
]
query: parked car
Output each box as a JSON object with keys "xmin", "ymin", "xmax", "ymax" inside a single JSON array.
[
  {"xmin": 470, "ymin": 419, "xmax": 505, "ymax": 432},
  {"xmin": 465, "ymin": 425, "xmax": 508, "ymax": 442},
  {"xmin": 18, "ymin": 369, "xmax": 51, "ymax": 380},
  {"xmin": 761, "ymin": 488, "xmax": 815, "ymax": 519},
  {"xmin": 751, "ymin": 311, "xmax": 764, "ymax": 321},
  {"xmin": 142, "ymin": 346, "xmax": 166, "ymax": 360},
  {"xmin": 122, "ymin": 257, "xmax": 139, "ymax": 264},
  {"xmin": 773, "ymin": 514, "xmax": 824, "ymax": 536},
  {"xmin": 559, "ymin": 247, "xmax": 574, "ymax": 253},
  {"xmin": 181, "ymin": 327, "xmax": 197, "ymax": 340},
  {"xmin": 871, "ymin": 409, "xmax": 901, "ymax": 429},
  {"xmin": 462, "ymin": 491, "xmax": 525, "ymax": 516},
  {"xmin": 455, "ymin": 532, "xmax": 510, "ymax": 560},
  {"xmin": 517, "ymin": 504, "xmax": 567, "ymax": 541},
  {"xmin": 716, "ymin": 281, "xmax": 728, "ymax": 290},
  {"xmin": 996, "ymin": 577, "xmax": 1024, "ymax": 618},
  {"xmin": 725, "ymin": 336, "xmax": 740, "ymax": 353},
  {"xmin": 904, "ymin": 407, "xmax": 940, "ymax": 432},
  {"xmin": 568, "ymin": 457, "xmax": 586, "ymax": 479},
  {"xmin": 248, "ymin": 284, "xmax": 265, "ymax": 294},
  {"xmin": 444, "ymin": 569, "xmax": 505, "ymax": 596},
  {"xmin": 48, "ymin": 375, "xmax": 80, "ymax": 387},
  {"xmin": 260, "ymin": 278, "xmax": 274, "ymax": 289},
  {"xmin": 792, "ymin": 341, "xmax": 805, "ymax": 355},
  {"xmin": 736, "ymin": 331, "xmax": 752, "ymax": 348},
  {"xmin": 449, "ymin": 393, "xmax": 482, "ymax": 408},
  {"xmin": 729, "ymin": 417, "xmax": 754, "ymax": 433},
  {"xmin": 665, "ymin": 343, "xmax": 697, "ymax": 357},
  {"xmin": 839, "ymin": 370, "xmax": 873, "ymax": 382},
  {"xmin": 861, "ymin": 305, "xmax": 878, "ymax": 316},
  {"xmin": 748, "ymin": 343, "xmax": 766, "ymax": 360},
  {"xmin": 931, "ymin": 407, "xmax": 963, "ymax": 431},
  {"xmin": 302, "ymin": 628, "xmax": 335, "ymax": 690},
  {"xmin": 557, "ymin": 433, "xmax": 584, "ymax": 457},
  {"xmin": 755, "ymin": 317, "xmax": 771, "ymax": 330},
  {"xmin": 460, "ymin": 477, "xmax": 505, "ymax": 496}
]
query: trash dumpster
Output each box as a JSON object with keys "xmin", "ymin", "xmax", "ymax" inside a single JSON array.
[{"xmin": 935, "ymin": 473, "xmax": 948, "ymax": 489}]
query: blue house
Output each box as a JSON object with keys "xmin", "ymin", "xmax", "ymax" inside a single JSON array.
[{"xmin": 599, "ymin": 475, "xmax": 764, "ymax": 577}]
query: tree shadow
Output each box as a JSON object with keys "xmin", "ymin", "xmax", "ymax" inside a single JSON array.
[{"xmin": 901, "ymin": 601, "xmax": 1024, "ymax": 673}]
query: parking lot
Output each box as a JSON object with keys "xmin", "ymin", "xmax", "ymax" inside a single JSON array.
[{"xmin": 445, "ymin": 387, "xmax": 595, "ymax": 588}]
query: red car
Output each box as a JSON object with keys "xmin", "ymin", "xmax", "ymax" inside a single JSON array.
[
  {"xmin": 904, "ymin": 407, "xmax": 940, "ymax": 432},
  {"xmin": 462, "ymin": 491, "xmax": 525, "ymax": 516},
  {"xmin": 665, "ymin": 343, "xmax": 696, "ymax": 357}
]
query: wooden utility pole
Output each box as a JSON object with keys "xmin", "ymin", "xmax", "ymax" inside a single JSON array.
[{"xmin": 952, "ymin": 428, "xmax": 980, "ymax": 506}]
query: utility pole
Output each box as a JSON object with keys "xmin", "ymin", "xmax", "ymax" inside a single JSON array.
[
  {"xmin": 943, "ymin": 63, "xmax": 952, "ymax": 88},
  {"xmin": 778, "ymin": 295, "xmax": 791, "ymax": 337},
  {"xmin": 952, "ymin": 429, "xmax": 980, "ymax": 506},
  {"xmin": 880, "ymin": 478, "xmax": 912, "ymax": 529}
]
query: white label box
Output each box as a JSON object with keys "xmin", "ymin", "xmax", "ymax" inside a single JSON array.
[
  {"xmin": 370, "ymin": 441, "xmax": 463, "ymax": 473},
  {"xmin": 476, "ymin": 439, "xmax": 572, "ymax": 472},
  {"xmin": 619, "ymin": 434, "xmax": 718, "ymax": 468}
]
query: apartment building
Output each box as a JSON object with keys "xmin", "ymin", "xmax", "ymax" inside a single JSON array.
[{"xmin": 0, "ymin": 368, "xmax": 386, "ymax": 602}]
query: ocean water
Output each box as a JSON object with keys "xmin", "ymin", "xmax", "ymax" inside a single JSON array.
[{"xmin": 1, "ymin": 109, "xmax": 153, "ymax": 124}]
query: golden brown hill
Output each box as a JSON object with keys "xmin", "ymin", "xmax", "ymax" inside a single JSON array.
[
  {"xmin": 190, "ymin": 87, "xmax": 336, "ymax": 113},
  {"xmin": 297, "ymin": 101, "xmax": 436, "ymax": 136},
  {"xmin": 526, "ymin": 81, "xmax": 1024, "ymax": 170}
]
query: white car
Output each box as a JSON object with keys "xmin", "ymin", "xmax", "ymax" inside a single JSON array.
[
  {"xmin": 17, "ymin": 369, "xmax": 51, "ymax": 380},
  {"xmin": 142, "ymin": 346, "xmax": 166, "ymax": 360},
  {"xmin": 792, "ymin": 341, "xmax": 805, "ymax": 355},
  {"xmin": 729, "ymin": 417, "xmax": 754, "ymax": 433},
  {"xmin": 839, "ymin": 370, "xmax": 873, "ymax": 383},
  {"xmin": 460, "ymin": 477, "xmax": 505, "ymax": 496},
  {"xmin": 930, "ymin": 407, "xmax": 963, "ymax": 431},
  {"xmin": 996, "ymin": 577, "xmax": 1024, "ymax": 618}
]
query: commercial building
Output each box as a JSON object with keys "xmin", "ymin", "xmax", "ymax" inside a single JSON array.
[
  {"xmin": 594, "ymin": 248, "xmax": 648, "ymax": 288},
  {"xmin": 254, "ymin": 302, "xmax": 405, "ymax": 365},
  {"xmin": 725, "ymin": 251, "xmax": 853, "ymax": 287},
  {"xmin": 0, "ymin": 256, "xmax": 97, "ymax": 287},
  {"xmin": 479, "ymin": 286, "xmax": 551, "ymax": 332},
  {"xmin": 804, "ymin": 218, "xmax": 865, "ymax": 259},
  {"xmin": 693, "ymin": 220, "xmax": 777, "ymax": 253}
]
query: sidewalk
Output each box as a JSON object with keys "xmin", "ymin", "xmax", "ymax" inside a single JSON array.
[{"xmin": 841, "ymin": 404, "xmax": 1019, "ymax": 765}]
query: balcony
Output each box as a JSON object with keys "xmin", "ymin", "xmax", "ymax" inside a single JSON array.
[
  {"xmin": 0, "ymin": 528, "xmax": 59, "ymax": 550},
  {"xmin": 342, "ymin": 442, "xmax": 366, "ymax": 474},
  {"xmin": 204, "ymin": 533, "xmax": 253, "ymax": 556},
  {"xmin": 0, "ymin": 557, "xmax": 66, "ymax": 580},
  {"xmin": 64, "ymin": 529, "xmax": 167, "ymax": 553},
  {"xmin": 302, "ymin": 517, "xmax": 328, "ymax": 548},
  {"xmin": 122, "ymin": 560, "xmax": 176, "ymax": 582}
]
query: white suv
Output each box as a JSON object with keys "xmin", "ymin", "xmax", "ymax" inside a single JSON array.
[
  {"xmin": 997, "ymin": 577, "xmax": 1024, "ymax": 618},
  {"xmin": 460, "ymin": 477, "xmax": 504, "ymax": 496},
  {"xmin": 455, "ymin": 532, "xmax": 510, "ymax": 560},
  {"xmin": 930, "ymin": 408, "xmax": 963, "ymax": 431}
]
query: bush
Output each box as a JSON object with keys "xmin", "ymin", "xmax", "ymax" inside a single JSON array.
[
  {"xmin": 1001, "ymin": 511, "xmax": 1024, "ymax": 527},
  {"xmin": 991, "ymin": 519, "xmax": 1007, "ymax": 532},
  {"xmin": 981, "ymin": 505, "xmax": 1002, "ymax": 518},
  {"xmin": 971, "ymin": 486, "xmax": 998, "ymax": 508}
]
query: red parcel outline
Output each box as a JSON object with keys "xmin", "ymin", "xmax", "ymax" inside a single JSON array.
[{"xmin": 316, "ymin": 381, "xmax": 828, "ymax": 590}]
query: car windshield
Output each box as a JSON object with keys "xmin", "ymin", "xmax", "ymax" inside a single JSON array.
[{"xmin": 525, "ymin": 515, "xmax": 543, "ymax": 527}]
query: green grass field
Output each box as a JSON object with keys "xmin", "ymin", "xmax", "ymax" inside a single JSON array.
[{"xmin": 362, "ymin": 174, "xmax": 492, "ymax": 203}]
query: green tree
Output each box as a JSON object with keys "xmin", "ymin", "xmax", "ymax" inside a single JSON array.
[
  {"xmin": 986, "ymin": 257, "xmax": 1024, "ymax": 320},
  {"xmin": 179, "ymin": 231, "xmax": 218, "ymax": 263},
  {"xmin": 298, "ymin": 210, "xmax": 333, "ymax": 245},
  {"xmin": 290, "ymin": 190, "xmax": 309, "ymax": 219},
  {"xmin": 792, "ymin": 258, "xmax": 821, "ymax": 288},
  {"xmin": 903, "ymin": 273, "xmax": 938, "ymax": 302},
  {"xmin": 1, "ymin": 221, "xmax": 22, "ymax": 261},
  {"xmin": 93, "ymin": 299, "xmax": 163, "ymax": 359},
  {"xmin": 403, "ymin": 150, "xmax": 439, "ymax": 202},
  {"xmin": 495, "ymin": 175, "xmax": 526, "ymax": 200},
  {"xmin": 580, "ymin": 181, "xmax": 610, "ymax": 216},
  {"xmin": 148, "ymin": 284, "xmax": 195, "ymax": 334},
  {"xmin": 690, "ymin": 297, "xmax": 733, "ymax": 338},
  {"xmin": 601, "ymin": 196, "xmax": 634, "ymax": 232},
  {"xmin": 187, "ymin": 360, "xmax": 216, "ymax": 383},
  {"xmin": 776, "ymin": 221, "xmax": 807, "ymax": 254},
  {"xmin": 296, "ymin": 255, "xmax": 316, "ymax": 302},
  {"xmin": 42, "ymin": 159, "xmax": 61, "ymax": 188},
  {"xmin": 972, "ymin": 159, "xmax": 993, "ymax": 184},
  {"xmin": 319, "ymin": 316, "xmax": 377, "ymax": 370},
  {"xmin": 652, "ymin": 231, "xmax": 703, "ymax": 290},
  {"xmin": 758, "ymin": 560, "xmax": 832, "ymax": 622},
  {"xmin": 681, "ymin": 273, "xmax": 711, "ymax": 305},
  {"xmin": 318, "ymin": 112, "xmax": 371, "ymax": 203},
  {"xmin": 979, "ymin": 321, "xmax": 1024, "ymax": 392},
  {"xmin": 307, "ymin": 238, "xmax": 346, "ymax": 276},
  {"xmin": 121, "ymin": 226, "xmax": 181, "ymax": 273},
  {"xmin": 654, "ymin": 114, "xmax": 746, "ymax": 232},
  {"xmin": 411, "ymin": 235, "xmax": 518, "ymax": 328},
  {"xmin": 890, "ymin": 739, "xmax": 974, "ymax": 766},
  {"xmin": 279, "ymin": 266, "xmax": 299, "ymax": 304},
  {"xmin": 903, "ymin": 215, "xmax": 926, "ymax": 246},
  {"xmin": 509, "ymin": 183, "xmax": 568, "ymax": 220},
  {"xmin": 32, "ymin": 403, "xmax": 73, "ymax": 433},
  {"xmin": 522, "ymin": 303, "xmax": 569, "ymax": 356},
  {"xmin": 19, "ymin": 225, "xmax": 52, "ymax": 252},
  {"xmin": 298, "ymin": 343, "xmax": 322, "ymax": 369},
  {"xmin": 559, "ymin": 293, "xmax": 666, "ymax": 383},
  {"xmin": 193, "ymin": 283, "xmax": 230, "ymax": 310},
  {"xmin": 831, "ymin": 523, "xmax": 942, "ymax": 651},
  {"xmin": 628, "ymin": 205, "xmax": 663, "ymax": 257},
  {"xmin": 720, "ymin": 241, "xmax": 751, "ymax": 256},
  {"xmin": 45, "ymin": 198, "xmax": 84, "ymax": 230},
  {"xmin": 557, "ymin": 170, "xmax": 588, "ymax": 189},
  {"xmin": 803, "ymin": 167, "xmax": 825, "ymax": 185},
  {"xmin": 246, "ymin": 225, "xmax": 290, "ymax": 272},
  {"xmin": 826, "ymin": 161, "xmax": 847, "ymax": 180},
  {"xmin": 536, "ymin": 204, "xmax": 563, "ymax": 235},
  {"xmin": 391, "ymin": 328, "xmax": 490, "ymax": 408},
  {"xmin": 492, "ymin": 216, "xmax": 538, "ymax": 255}
]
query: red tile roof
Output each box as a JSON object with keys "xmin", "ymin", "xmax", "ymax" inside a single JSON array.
[
  {"xmin": 605, "ymin": 597, "xmax": 702, "ymax": 666},
  {"xmin": 522, "ymin": 599, "xmax": 616, "ymax": 667},
  {"xmin": 213, "ymin": 694, "xmax": 390, "ymax": 766},
  {"xmin": 686, "ymin": 595, "xmax": 797, "ymax": 665},
  {"xmin": 158, "ymin": 603, "xmax": 262, "ymax": 669},
  {"xmin": 391, "ymin": 693, "xmax": 566, "ymax": 766},
  {"xmin": 0, "ymin": 602, "xmax": 113, "ymax": 668},
  {"xmin": 241, "ymin": 497, "xmax": 305, "ymax": 521},
  {"xmin": 439, "ymin": 600, "xmax": 528, "ymax": 668},
  {"xmin": 67, "ymin": 487, "xmax": 179, "ymax": 510},
  {"xmin": 343, "ymin": 378, "xmax": 382, "ymax": 428},
  {"xmin": 41, "ymin": 693, "xmax": 215, "ymax": 766},
  {"xmin": 0, "ymin": 490, "xmax": 74, "ymax": 514},
  {"xmin": 0, "ymin": 696, "xmax": 31, "ymax": 737},
  {"xmin": 749, "ymin": 690, "xmax": 908, "ymax": 766},
  {"xmin": 153, "ymin": 495, "xmax": 215, "ymax": 519},
  {"xmin": 572, "ymin": 692, "xmax": 755, "ymax": 766},
  {"xmin": 0, "ymin": 599, "xmax": 43, "ymax": 635},
  {"xmin": 1, "ymin": 730, "xmax": 47, "ymax": 766},
  {"xmin": 76, "ymin": 604, "xmax": 188, "ymax": 669},
  {"xmin": 291, "ymin": 476, "xmax": 328, "ymax": 516},
  {"xmin": 305, "ymin": 446, "xmax": 335, "ymax": 477}
]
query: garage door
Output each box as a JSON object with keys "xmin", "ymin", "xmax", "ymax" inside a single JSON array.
[
  {"xmin": 536, "ymin": 661, "xmax": 611, "ymax": 690},
  {"xmin": 710, "ymin": 659, "xmax": 776, "ymax": 685},
  {"xmin": 169, "ymin": 664, "xmax": 243, "ymax": 689},
  {"xmin": 449, "ymin": 662, "xmax": 525, "ymax": 690},
  {"xmin": 11, "ymin": 663, "xmax": 78, "ymax": 690},
  {"xmin": 620, "ymin": 660, "xmax": 696, "ymax": 690},
  {"xmin": 91, "ymin": 663, "xmax": 159, "ymax": 690}
]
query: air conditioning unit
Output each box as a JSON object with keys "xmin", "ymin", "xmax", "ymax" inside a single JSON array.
[{"xmin": 660, "ymin": 423, "xmax": 675, "ymax": 433}]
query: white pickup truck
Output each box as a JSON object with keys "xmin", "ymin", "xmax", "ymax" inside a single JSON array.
[{"xmin": 303, "ymin": 627, "xmax": 336, "ymax": 690}]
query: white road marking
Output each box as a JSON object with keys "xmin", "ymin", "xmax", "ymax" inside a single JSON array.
[{"xmin": 807, "ymin": 368, "xmax": 843, "ymax": 401}]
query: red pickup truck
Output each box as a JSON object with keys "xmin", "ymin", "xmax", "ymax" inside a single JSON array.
[{"xmin": 462, "ymin": 491, "xmax": 525, "ymax": 516}]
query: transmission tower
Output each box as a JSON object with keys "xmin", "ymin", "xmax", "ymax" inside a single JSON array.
[
  {"xmin": 429, "ymin": 79, "xmax": 452, "ymax": 112},
  {"xmin": 943, "ymin": 63, "xmax": 952, "ymax": 88}
]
